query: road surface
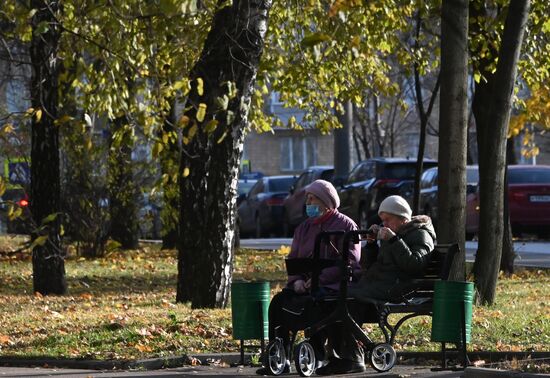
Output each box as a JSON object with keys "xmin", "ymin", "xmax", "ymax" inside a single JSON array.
[{"xmin": 240, "ymin": 239, "xmax": 550, "ymax": 268}]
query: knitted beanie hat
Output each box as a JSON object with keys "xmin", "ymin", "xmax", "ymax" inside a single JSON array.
[
  {"xmin": 378, "ymin": 195, "xmax": 412, "ymax": 220},
  {"xmin": 305, "ymin": 180, "xmax": 340, "ymax": 209}
]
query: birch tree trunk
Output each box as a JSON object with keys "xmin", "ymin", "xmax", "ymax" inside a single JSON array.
[{"xmin": 176, "ymin": 0, "xmax": 272, "ymax": 308}]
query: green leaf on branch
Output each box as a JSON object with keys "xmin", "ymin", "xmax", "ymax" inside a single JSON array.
[
  {"xmin": 204, "ymin": 119, "xmax": 218, "ymax": 133},
  {"xmin": 196, "ymin": 103, "xmax": 207, "ymax": 122},
  {"xmin": 152, "ymin": 142, "xmax": 164, "ymax": 158},
  {"xmin": 29, "ymin": 235, "xmax": 48, "ymax": 250},
  {"xmin": 225, "ymin": 81, "xmax": 237, "ymax": 99},
  {"xmin": 173, "ymin": 79, "xmax": 190, "ymax": 94},
  {"xmin": 42, "ymin": 212, "xmax": 61, "ymax": 224},
  {"xmin": 34, "ymin": 21, "xmax": 49, "ymax": 35},
  {"xmin": 301, "ymin": 32, "xmax": 331, "ymax": 47},
  {"xmin": 106, "ymin": 240, "xmax": 122, "ymax": 252},
  {"xmin": 8, "ymin": 206, "xmax": 22, "ymax": 221},
  {"xmin": 196, "ymin": 78, "xmax": 204, "ymax": 96},
  {"xmin": 215, "ymin": 95, "xmax": 229, "ymax": 111}
]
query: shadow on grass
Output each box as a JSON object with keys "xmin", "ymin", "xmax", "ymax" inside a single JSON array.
[{"xmin": 0, "ymin": 272, "xmax": 178, "ymax": 296}]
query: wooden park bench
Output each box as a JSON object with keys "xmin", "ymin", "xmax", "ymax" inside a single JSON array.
[{"xmin": 271, "ymin": 231, "xmax": 465, "ymax": 375}]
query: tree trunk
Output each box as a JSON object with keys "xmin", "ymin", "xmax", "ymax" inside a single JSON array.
[
  {"xmin": 30, "ymin": 0, "xmax": 66, "ymax": 295},
  {"xmin": 176, "ymin": 0, "xmax": 272, "ymax": 308},
  {"xmin": 472, "ymin": 0, "xmax": 529, "ymax": 304},
  {"xmin": 412, "ymin": 12, "xmax": 441, "ymax": 215},
  {"xmin": 109, "ymin": 116, "xmax": 139, "ymax": 249},
  {"xmin": 437, "ymin": 0, "xmax": 469, "ymax": 281},
  {"xmin": 334, "ymin": 101, "xmax": 353, "ymax": 180},
  {"xmin": 161, "ymin": 99, "xmax": 179, "ymax": 250}
]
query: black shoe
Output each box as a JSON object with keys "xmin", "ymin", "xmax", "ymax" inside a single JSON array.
[
  {"xmin": 315, "ymin": 358, "xmax": 365, "ymax": 375},
  {"xmin": 255, "ymin": 360, "xmax": 291, "ymax": 375}
]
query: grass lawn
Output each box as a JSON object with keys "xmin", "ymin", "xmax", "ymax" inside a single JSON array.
[{"xmin": 0, "ymin": 237, "xmax": 548, "ymax": 361}]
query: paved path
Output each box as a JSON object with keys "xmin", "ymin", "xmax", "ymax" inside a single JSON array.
[{"xmin": 0, "ymin": 365, "xmax": 465, "ymax": 377}]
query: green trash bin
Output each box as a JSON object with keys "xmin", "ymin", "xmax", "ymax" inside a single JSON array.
[
  {"xmin": 431, "ymin": 280, "xmax": 474, "ymax": 344},
  {"xmin": 231, "ymin": 280, "xmax": 270, "ymax": 341}
]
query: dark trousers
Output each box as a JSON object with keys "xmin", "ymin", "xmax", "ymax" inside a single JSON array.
[
  {"xmin": 268, "ymin": 289, "xmax": 331, "ymax": 360},
  {"xmin": 326, "ymin": 301, "xmax": 379, "ymax": 363}
]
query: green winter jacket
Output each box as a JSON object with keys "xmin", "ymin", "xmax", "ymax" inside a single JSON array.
[{"xmin": 348, "ymin": 215, "xmax": 436, "ymax": 302}]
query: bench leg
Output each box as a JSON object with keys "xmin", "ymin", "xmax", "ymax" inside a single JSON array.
[
  {"xmin": 441, "ymin": 342, "xmax": 447, "ymax": 369},
  {"xmin": 459, "ymin": 300, "xmax": 471, "ymax": 368},
  {"xmin": 240, "ymin": 339, "xmax": 245, "ymax": 365}
]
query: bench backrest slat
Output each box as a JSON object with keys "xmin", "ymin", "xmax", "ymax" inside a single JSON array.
[{"xmin": 399, "ymin": 243, "xmax": 460, "ymax": 300}]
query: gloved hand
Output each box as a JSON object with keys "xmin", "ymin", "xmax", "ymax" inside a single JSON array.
[
  {"xmin": 293, "ymin": 279, "xmax": 307, "ymax": 294},
  {"xmin": 367, "ymin": 224, "xmax": 380, "ymax": 242},
  {"xmin": 378, "ymin": 226, "xmax": 396, "ymax": 241}
]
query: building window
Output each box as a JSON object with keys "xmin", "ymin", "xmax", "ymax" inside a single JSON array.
[{"xmin": 281, "ymin": 136, "xmax": 317, "ymax": 171}]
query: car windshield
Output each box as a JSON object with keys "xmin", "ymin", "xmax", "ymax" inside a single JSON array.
[
  {"xmin": 268, "ymin": 177, "xmax": 295, "ymax": 192},
  {"xmin": 380, "ymin": 162, "xmax": 437, "ymax": 180},
  {"xmin": 509, "ymin": 169, "xmax": 550, "ymax": 184},
  {"xmin": 238, "ymin": 180, "xmax": 257, "ymax": 195}
]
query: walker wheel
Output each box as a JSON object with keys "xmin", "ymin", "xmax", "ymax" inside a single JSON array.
[
  {"xmin": 369, "ymin": 343, "xmax": 396, "ymax": 372},
  {"xmin": 265, "ymin": 338, "xmax": 287, "ymax": 375},
  {"xmin": 294, "ymin": 340, "xmax": 317, "ymax": 377}
]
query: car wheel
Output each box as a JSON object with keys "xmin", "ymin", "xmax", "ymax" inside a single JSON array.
[{"xmin": 359, "ymin": 205, "xmax": 369, "ymax": 230}]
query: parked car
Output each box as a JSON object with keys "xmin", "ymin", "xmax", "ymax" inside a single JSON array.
[
  {"xmin": 336, "ymin": 157, "xmax": 437, "ymax": 229},
  {"xmin": 0, "ymin": 187, "xmax": 31, "ymax": 234},
  {"xmin": 238, "ymin": 175, "xmax": 296, "ymax": 238},
  {"xmin": 466, "ymin": 165, "xmax": 550, "ymax": 239},
  {"xmin": 419, "ymin": 165, "xmax": 479, "ymax": 229},
  {"xmin": 237, "ymin": 172, "xmax": 264, "ymax": 206},
  {"xmin": 282, "ymin": 166, "xmax": 334, "ymax": 236},
  {"xmin": 237, "ymin": 178, "xmax": 258, "ymax": 206}
]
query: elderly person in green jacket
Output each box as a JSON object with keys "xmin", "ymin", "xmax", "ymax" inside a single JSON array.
[{"xmin": 316, "ymin": 195, "xmax": 436, "ymax": 376}]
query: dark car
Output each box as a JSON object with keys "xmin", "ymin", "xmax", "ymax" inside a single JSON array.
[
  {"xmin": 1, "ymin": 187, "xmax": 31, "ymax": 234},
  {"xmin": 336, "ymin": 157, "xmax": 437, "ymax": 229},
  {"xmin": 282, "ymin": 166, "xmax": 334, "ymax": 236},
  {"xmin": 466, "ymin": 165, "xmax": 550, "ymax": 239},
  {"xmin": 238, "ymin": 175, "xmax": 296, "ymax": 238},
  {"xmin": 237, "ymin": 178, "xmax": 258, "ymax": 207},
  {"xmin": 419, "ymin": 165, "xmax": 479, "ymax": 229},
  {"xmin": 237, "ymin": 172, "xmax": 264, "ymax": 206}
]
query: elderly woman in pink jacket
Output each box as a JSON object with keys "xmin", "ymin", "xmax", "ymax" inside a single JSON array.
[{"xmin": 257, "ymin": 180, "xmax": 361, "ymax": 375}]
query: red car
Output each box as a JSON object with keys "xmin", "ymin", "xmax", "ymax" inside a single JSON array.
[{"xmin": 466, "ymin": 165, "xmax": 550, "ymax": 239}]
